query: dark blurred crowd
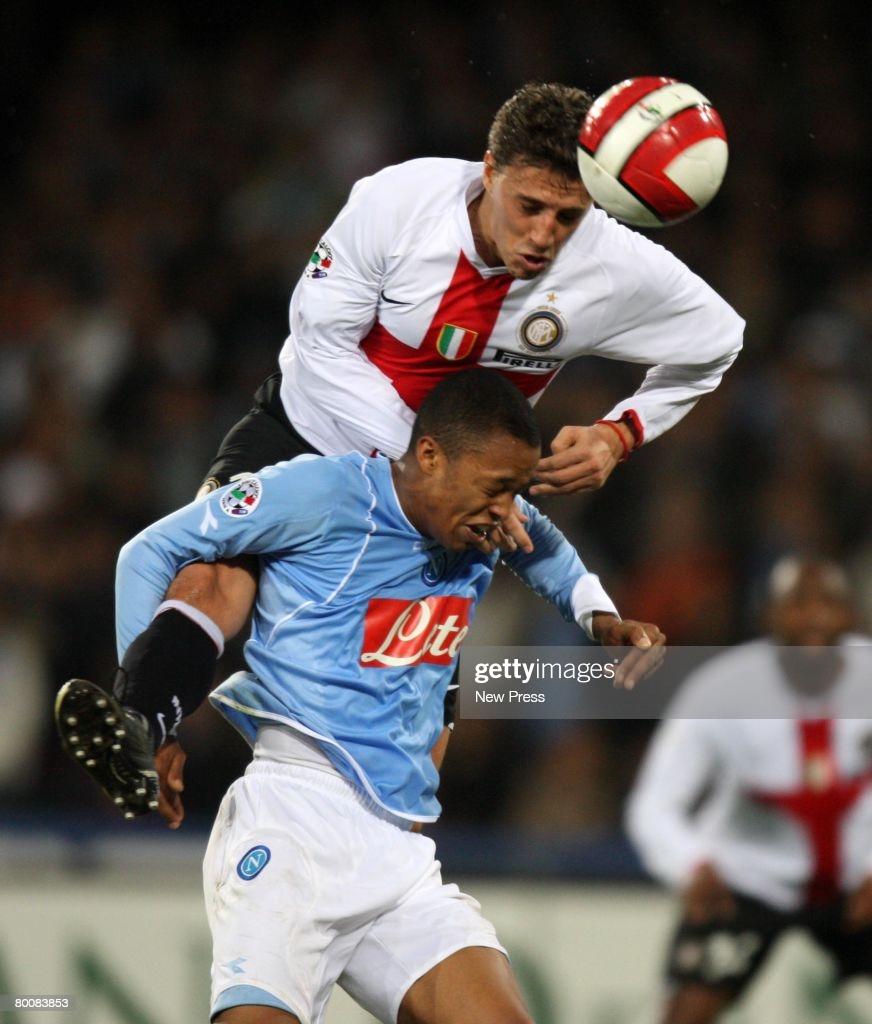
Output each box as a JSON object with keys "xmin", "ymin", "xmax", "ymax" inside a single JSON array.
[{"xmin": 2, "ymin": 1, "xmax": 871, "ymax": 842}]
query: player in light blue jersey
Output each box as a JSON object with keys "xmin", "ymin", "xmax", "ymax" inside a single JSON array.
[{"xmin": 57, "ymin": 369, "xmax": 663, "ymax": 1024}]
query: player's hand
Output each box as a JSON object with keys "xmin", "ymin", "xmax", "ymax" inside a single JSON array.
[
  {"xmin": 683, "ymin": 863, "xmax": 737, "ymax": 924},
  {"xmin": 530, "ymin": 423, "xmax": 631, "ymax": 496},
  {"xmin": 844, "ymin": 875, "xmax": 872, "ymax": 931},
  {"xmin": 155, "ymin": 739, "xmax": 187, "ymax": 830},
  {"xmin": 591, "ymin": 614, "xmax": 666, "ymax": 690},
  {"xmin": 469, "ymin": 505, "xmax": 533, "ymax": 556},
  {"xmin": 494, "ymin": 505, "xmax": 533, "ymax": 554}
]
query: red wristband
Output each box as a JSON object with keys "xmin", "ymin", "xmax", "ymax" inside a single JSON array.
[{"xmin": 594, "ymin": 419, "xmax": 631, "ymax": 464}]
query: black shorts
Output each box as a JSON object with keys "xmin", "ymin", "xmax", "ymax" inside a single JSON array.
[
  {"xmin": 200, "ymin": 373, "xmax": 321, "ymax": 492},
  {"xmin": 665, "ymin": 890, "xmax": 872, "ymax": 996}
]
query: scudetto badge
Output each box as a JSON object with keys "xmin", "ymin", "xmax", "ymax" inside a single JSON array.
[{"xmin": 517, "ymin": 307, "xmax": 567, "ymax": 352}]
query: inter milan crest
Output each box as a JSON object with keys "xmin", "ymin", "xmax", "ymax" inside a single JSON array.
[{"xmin": 517, "ymin": 306, "xmax": 567, "ymax": 353}]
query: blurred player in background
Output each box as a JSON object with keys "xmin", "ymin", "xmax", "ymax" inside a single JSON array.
[
  {"xmin": 57, "ymin": 80, "xmax": 742, "ymax": 814},
  {"xmin": 626, "ymin": 555, "xmax": 872, "ymax": 1024},
  {"xmin": 57, "ymin": 370, "xmax": 664, "ymax": 1024}
]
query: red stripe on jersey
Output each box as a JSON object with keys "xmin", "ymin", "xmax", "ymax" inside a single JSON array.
[
  {"xmin": 578, "ymin": 76, "xmax": 676, "ymax": 152},
  {"xmin": 491, "ymin": 364, "xmax": 560, "ymax": 399},
  {"xmin": 361, "ymin": 252, "xmax": 513, "ymax": 411},
  {"xmin": 751, "ymin": 718, "xmax": 871, "ymax": 906},
  {"xmin": 620, "ymin": 106, "xmax": 725, "ymax": 221}
]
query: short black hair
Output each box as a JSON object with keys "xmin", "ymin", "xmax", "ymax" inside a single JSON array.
[
  {"xmin": 410, "ymin": 369, "xmax": 540, "ymax": 459},
  {"xmin": 767, "ymin": 555, "xmax": 852, "ymax": 605},
  {"xmin": 487, "ymin": 81, "xmax": 593, "ymax": 180}
]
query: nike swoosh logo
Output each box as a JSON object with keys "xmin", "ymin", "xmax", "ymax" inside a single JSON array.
[{"xmin": 379, "ymin": 288, "xmax": 412, "ymax": 306}]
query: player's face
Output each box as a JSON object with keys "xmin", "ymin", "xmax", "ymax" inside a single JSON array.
[
  {"xmin": 478, "ymin": 156, "xmax": 591, "ymax": 279},
  {"xmin": 416, "ymin": 432, "xmax": 539, "ymax": 552},
  {"xmin": 768, "ymin": 565, "xmax": 854, "ymax": 647}
]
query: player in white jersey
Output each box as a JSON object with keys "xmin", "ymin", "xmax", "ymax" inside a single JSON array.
[
  {"xmin": 625, "ymin": 556, "xmax": 872, "ymax": 1024},
  {"xmin": 205, "ymin": 81, "xmax": 744, "ymax": 493},
  {"xmin": 57, "ymin": 369, "xmax": 664, "ymax": 1024},
  {"xmin": 276, "ymin": 154, "xmax": 742, "ymax": 461}
]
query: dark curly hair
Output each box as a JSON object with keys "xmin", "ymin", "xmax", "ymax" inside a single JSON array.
[
  {"xmin": 410, "ymin": 368, "xmax": 540, "ymax": 459},
  {"xmin": 487, "ymin": 81, "xmax": 593, "ymax": 180}
]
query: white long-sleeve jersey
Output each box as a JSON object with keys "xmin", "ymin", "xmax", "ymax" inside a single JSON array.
[
  {"xmin": 626, "ymin": 638, "xmax": 872, "ymax": 911},
  {"xmin": 279, "ymin": 158, "xmax": 744, "ymax": 459}
]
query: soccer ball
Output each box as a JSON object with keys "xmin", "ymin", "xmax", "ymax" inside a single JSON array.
[{"xmin": 577, "ymin": 76, "xmax": 728, "ymax": 228}]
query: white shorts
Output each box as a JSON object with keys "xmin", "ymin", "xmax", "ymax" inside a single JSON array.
[{"xmin": 203, "ymin": 758, "xmax": 505, "ymax": 1024}]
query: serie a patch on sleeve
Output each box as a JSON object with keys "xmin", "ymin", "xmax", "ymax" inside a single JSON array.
[
  {"xmin": 305, "ymin": 238, "xmax": 334, "ymax": 279},
  {"xmin": 220, "ymin": 476, "xmax": 263, "ymax": 518}
]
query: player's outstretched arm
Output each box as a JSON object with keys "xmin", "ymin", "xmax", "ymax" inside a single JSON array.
[{"xmin": 500, "ymin": 499, "xmax": 664, "ymax": 669}]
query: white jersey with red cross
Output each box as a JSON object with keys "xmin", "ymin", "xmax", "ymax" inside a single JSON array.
[
  {"xmin": 278, "ymin": 158, "xmax": 744, "ymax": 459},
  {"xmin": 626, "ymin": 638, "xmax": 872, "ymax": 911}
]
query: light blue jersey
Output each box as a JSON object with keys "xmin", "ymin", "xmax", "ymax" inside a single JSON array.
[{"xmin": 116, "ymin": 452, "xmax": 601, "ymax": 821}]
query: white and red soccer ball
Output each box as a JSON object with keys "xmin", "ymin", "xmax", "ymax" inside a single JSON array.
[{"xmin": 577, "ymin": 76, "xmax": 728, "ymax": 228}]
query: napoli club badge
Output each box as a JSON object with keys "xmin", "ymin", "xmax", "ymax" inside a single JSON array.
[
  {"xmin": 236, "ymin": 845, "xmax": 271, "ymax": 880},
  {"xmin": 423, "ymin": 548, "xmax": 449, "ymax": 585}
]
